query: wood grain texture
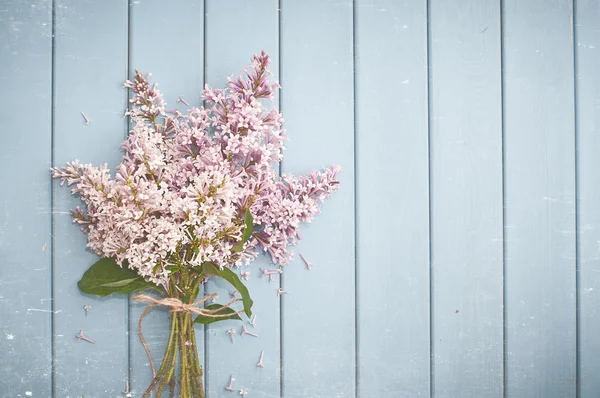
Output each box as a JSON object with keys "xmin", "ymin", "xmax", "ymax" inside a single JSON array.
[
  {"xmin": 575, "ymin": 1, "xmax": 600, "ymax": 396},
  {"xmin": 0, "ymin": 1, "xmax": 53, "ymax": 396},
  {"xmin": 354, "ymin": 1, "xmax": 430, "ymax": 397},
  {"xmin": 429, "ymin": 1, "xmax": 504, "ymax": 397},
  {"xmin": 279, "ymin": 1, "xmax": 355, "ymax": 397},
  {"xmin": 203, "ymin": 1, "xmax": 281, "ymax": 397},
  {"xmin": 503, "ymin": 1, "xmax": 577, "ymax": 397},
  {"xmin": 52, "ymin": 1, "xmax": 129, "ymax": 396},
  {"xmin": 127, "ymin": 1, "xmax": 205, "ymax": 395}
]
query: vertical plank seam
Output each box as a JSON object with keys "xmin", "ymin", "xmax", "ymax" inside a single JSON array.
[
  {"xmin": 500, "ymin": 0, "xmax": 507, "ymax": 396},
  {"xmin": 126, "ymin": 0, "xmax": 132, "ymax": 385},
  {"xmin": 572, "ymin": 0, "xmax": 580, "ymax": 396},
  {"xmin": 352, "ymin": 0, "xmax": 359, "ymax": 396},
  {"xmin": 202, "ymin": 0, "xmax": 208, "ymax": 394},
  {"xmin": 50, "ymin": 0, "xmax": 57, "ymax": 395},
  {"xmin": 277, "ymin": 1, "xmax": 284, "ymax": 397},
  {"xmin": 426, "ymin": 0, "xmax": 434, "ymax": 397}
]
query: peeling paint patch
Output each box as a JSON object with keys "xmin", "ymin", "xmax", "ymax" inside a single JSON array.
[{"xmin": 26, "ymin": 308, "xmax": 61, "ymax": 314}]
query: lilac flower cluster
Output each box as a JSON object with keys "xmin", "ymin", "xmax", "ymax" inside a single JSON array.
[{"xmin": 52, "ymin": 52, "xmax": 340, "ymax": 285}]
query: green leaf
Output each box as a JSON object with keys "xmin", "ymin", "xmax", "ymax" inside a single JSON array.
[
  {"xmin": 231, "ymin": 208, "xmax": 254, "ymax": 253},
  {"xmin": 99, "ymin": 278, "xmax": 139, "ymax": 288},
  {"xmin": 193, "ymin": 304, "xmax": 242, "ymax": 324},
  {"xmin": 165, "ymin": 265, "xmax": 180, "ymax": 273},
  {"xmin": 242, "ymin": 208, "xmax": 253, "ymax": 242},
  {"xmin": 200, "ymin": 262, "xmax": 253, "ymax": 317},
  {"xmin": 78, "ymin": 258, "xmax": 157, "ymax": 297}
]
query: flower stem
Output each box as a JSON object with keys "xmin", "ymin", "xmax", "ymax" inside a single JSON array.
[
  {"xmin": 179, "ymin": 313, "xmax": 189, "ymax": 397},
  {"xmin": 147, "ymin": 308, "xmax": 177, "ymax": 397},
  {"xmin": 178, "ymin": 311, "xmax": 205, "ymax": 398},
  {"xmin": 141, "ymin": 274, "xmax": 205, "ymax": 397}
]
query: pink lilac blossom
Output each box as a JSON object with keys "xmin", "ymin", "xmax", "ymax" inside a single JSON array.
[{"xmin": 52, "ymin": 51, "xmax": 340, "ymax": 286}]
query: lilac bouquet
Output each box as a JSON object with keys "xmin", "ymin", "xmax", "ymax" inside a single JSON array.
[{"xmin": 52, "ymin": 52, "xmax": 339, "ymax": 397}]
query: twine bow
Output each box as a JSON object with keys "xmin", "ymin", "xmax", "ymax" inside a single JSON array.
[{"xmin": 132, "ymin": 293, "xmax": 243, "ymax": 377}]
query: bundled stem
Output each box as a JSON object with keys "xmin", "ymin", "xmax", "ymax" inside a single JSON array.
[
  {"xmin": 140, "ymin": 312, "xmax": 204, "ymax": 398},
  {"xmin": 135, "ymin": 265, "xmax": 246, "ymax": 397},
  {"xmin": 140, "ymin": 272, "xmax": 205, "ymax": 398}
]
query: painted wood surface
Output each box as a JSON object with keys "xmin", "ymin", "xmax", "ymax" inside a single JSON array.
[
  {"xmin": 279, "ymin": 1, "xmax": 355, "ymax": 397},
  {"xmin": 503, "ymin": 1, "xmax": 577, "ymax": 397},
  {"xmin": 429, "ymin": 1, "xmax": 503, "ymax": 397},
  {"xmin": 52, "ymin": 1, "xmax": 130, "ymax": 396},
  {"xmin": 355, "ymin": 1, "xmax": 430, "ymax": 397},
  {"xmin": 575, "ymin": 1, "xmax": 600, "ymax": 397},
  {"xmin": 0, "ymin": 1, "xmax": 53, "ymax": 397},
  {"xmin": 1, "ymin": 1, "xmax": 599, "ymax": 397}
]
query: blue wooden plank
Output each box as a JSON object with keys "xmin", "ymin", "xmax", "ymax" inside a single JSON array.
[
  {"xmin": 503, "ymin": 1, "xmax": 576, "ymax": 396},
  {"xmin": 429, "ymin": 1, "xmax": 504, "ymax": 397},
  {"xmin": 128, "ymin": 1, "xmax": 205, "ymax": 395},
  {"xmin": 279, "ymin": 1, "xmax": 355, "ymax": 397},
  {"xmin": 52, "ymin": 1, "xmax": 129, "ymax": 396},
  {"xmin": 203, "ymin": 1, "xmax": 281, "ymax": 397},
  {"xmin": 575, "ymin": 1, "xmax": 600, "ymax": 397},
  {"xmin": 354, "ymin": 1, "xmax": 430, "ymax": 397},
  {"xmin": 0, "ymin": 1, "xmax": 53, "ymax": 396}
]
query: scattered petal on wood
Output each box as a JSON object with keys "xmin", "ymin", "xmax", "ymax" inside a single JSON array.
[
  {"xmin": 257, "ymin": 350, "xmax": 264, "ymax": 368},
  {"xmin": 225, "ymin": 375, "xmax": 236, "ymax": 391}
]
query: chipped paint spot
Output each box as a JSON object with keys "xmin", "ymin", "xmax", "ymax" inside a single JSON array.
[
  {"xmin": 6, "ymin": 334, "xmax": 14, "ymax": 340},
  {"xmin": 27, "ymin": 308, "xmax": 61, "ymax": 314}
]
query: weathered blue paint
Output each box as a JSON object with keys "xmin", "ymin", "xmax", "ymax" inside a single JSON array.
[
  {"xmin": 0, "ymin": 1, "xmax": 598, "ymax": 397},
  {"xmin": 355, "ymin": 1, "xmax": 430, "ymax": 397},
  {"xmin": 503, "ymin": 1, "xmax": 577, "ymax": 397},
  {"xmin": 575, "ymin": 1, "xmax": 600, "ymax": 397},
  {"xmin": 52, "ymin": 1, "xmax": 130, "ymax": 396},
  {"xmin": 0, "ymin": 1, "xmax": 53, "ymax": 396},
  {"xmin": 429, "ymin": 1, "xmax": 504, "ymax": 397},
  {"xmin": 279, "ymin": 1, "xmax": 356, "ymax": 397}
]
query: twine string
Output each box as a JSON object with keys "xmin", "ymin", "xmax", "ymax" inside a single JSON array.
[{"xmin": 132, "ymin": 293, "xmax": 243, "ymax": 378}]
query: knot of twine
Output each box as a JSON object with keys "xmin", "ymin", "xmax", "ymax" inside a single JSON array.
[{"xmin": 132, "ymin": 293, "xmax": 242, "ymax": 378}]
